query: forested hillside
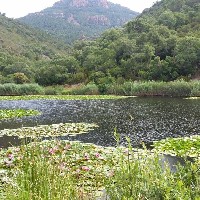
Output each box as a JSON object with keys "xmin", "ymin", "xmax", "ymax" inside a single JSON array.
[
  {"xmin": 18, "ymin": 0, "xmax": 138, "ymax": 43},
  {"xmin": 0, "ymin": 14, "xmax": 70, "ymax": 84},
  {"xmin": 1, "ymin": 0, "xmax": 200, "ymax": 86},
  {"xmin": 64, "ymin": 0, "xmax": 199, "ymax": 86}
]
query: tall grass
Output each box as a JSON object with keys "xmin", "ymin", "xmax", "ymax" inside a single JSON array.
[
  {"xmin": 2, "ymin": 139, "xmax": 200, "ymax": 200},
  {"xmin": 107, "ymin": 80, "xmax": 200, "ymax": 97},
  {"xmin": 4, "ymin": 144, "xmax": 83, "ymax": 200},
  {"xmin": 105, "ymin": 149, "xmax": 200, "ymax": 199},
  {"xmin": 0, "ymin": 83, "xmax": 44, "ymax": 96},
  {"xmin": 68, "ymin": 83, "xmax": 100, "ymax": 95}
]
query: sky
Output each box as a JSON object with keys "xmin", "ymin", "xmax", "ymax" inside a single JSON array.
[{"xmin": 0, "ymin": 0, "xmax": 157, "ymax": 19}]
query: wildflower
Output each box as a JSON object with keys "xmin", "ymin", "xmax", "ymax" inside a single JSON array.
[
  {"xmin": 107, "ymin": 170, "xmax": 114, "ymax": 177},
  {"xmin": 95, "ymin": 153, "xmax": 100, "ymax": 158},
  {"xmin": 4, "ymin": 159, "xmax": 14, "ymax": 168},
  {"xmin": 81, "ymin": 166, "xmax": 90, "ymax": 171},
  {"xmin": 7, "ymin": 153, "xmax": 14, "ymax": 160},
  {"xmin": 76, "ymin": 169, "xmax": 81, "ymax": 174},
  {"xmin": 49, "ymin": 146, "xmax": 58, "ymax": 155}
]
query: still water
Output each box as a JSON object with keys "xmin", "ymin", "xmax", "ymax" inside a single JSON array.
[{"xmin": 0, "ymin": 97, "xmax": 199, "ymax": 148}]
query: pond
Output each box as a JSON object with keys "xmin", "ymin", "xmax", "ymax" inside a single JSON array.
[{"xmin": 0, "ymin": 97, "xmax": 200, "ymax": 148}]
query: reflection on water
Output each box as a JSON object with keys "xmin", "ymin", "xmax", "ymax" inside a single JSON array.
[{"xmin": 0, "ymin": 97, "xmax": 200, "ymax": 148}]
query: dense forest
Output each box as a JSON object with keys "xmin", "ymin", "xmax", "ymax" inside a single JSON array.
[
  {"xmin": 0, "ymin": 0, "xmax": 200, "ymax": 86},
  {"xmin": 19, "ymin": 0, "xmax": 138, "ymax": 43}
]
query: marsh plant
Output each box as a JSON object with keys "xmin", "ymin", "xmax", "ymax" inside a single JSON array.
[
  {"xmin": 0, "ymin": 83, "xmax": 44, "ymax": 96},
  {"xmin": 0, "ymin": 109, "xmax": 40, "ymax": 120},
  {"xmin": 1, "ymin": 139, "xmax": 199, "ymax": 200},
  {"xmin": 0, "ymin": 140, "xmax": 118, "ymax": 199}
]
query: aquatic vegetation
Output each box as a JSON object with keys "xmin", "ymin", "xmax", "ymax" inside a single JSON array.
[
  {"xmin": 0, "ymin": 140, "xmax": 125, "ymax": 199},
  {"xmin": 105, "ymin": 150, "xmax": 200, "ymax": 199},
  {"xmin": 0, "ymin": 95, "xmax": 127, "ymax": 101},
  {"xmin": 0, "ymin": 83, "xmax": 44, "ymax": 96},
  {"xmin": 0, "ymin": 123, "xmax": 99, "ymax": 138},
  {"xmin": 153, "ymin": 135, "xmax": 200, "ymax": 160},
  {"xmin": 0, "ymin": 109, "xmax": 40, "ymax": 120},
  {"xmin": 0, "ymin": 140, "xmax": 199, "ymax": 199},
  {"xmin": 106, "ymin": 80, "xmax": 200, "ymax": 97}
]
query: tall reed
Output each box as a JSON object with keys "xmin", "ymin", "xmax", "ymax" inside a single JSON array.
[
  {"xmin": 0, "ymin": 83, "xmax": 44, "ymax": 96},
  {"xmin": 105, "ymin": 148, "xmax": 200, "ymax": 199},
  {"xmin": 4, "ymin": 144, "xmax": 80, "ymax": 200}
]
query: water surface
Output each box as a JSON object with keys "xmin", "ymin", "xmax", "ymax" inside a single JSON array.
[{"xmin": 0, "ymin": 97, "xmax": 199, "ymax": 148}]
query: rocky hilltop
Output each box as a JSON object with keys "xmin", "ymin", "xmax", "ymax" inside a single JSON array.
[{"xmin": 18, "ymin": 0, "xmax": 138, "ymax": 43}]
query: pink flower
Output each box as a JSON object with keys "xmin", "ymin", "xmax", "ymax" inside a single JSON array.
[
  {"xmin": 7, "ymin": 153, "xmax": 14, "ymax": 160},
  {"xmin": 4, "ymin": 159, "xmax": 14, "ymax": 167},
  {"xmin": 95, "ymin": 153, "xmax": 100, "ymax": 158},
  {"xmin": 81, "ymin": 166, "xmax": 90, "ymax": 171},
  {"xmin": 49, "ymin": 146, "xmax": 58, "ymax": 155}
]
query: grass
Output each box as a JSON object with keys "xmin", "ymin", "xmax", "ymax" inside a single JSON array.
[
  {"xmin": 106, "ymin": 80, "xmax": 200, "ymax": 97},
  {"xmin": 0, "ymin": 138, "xmax": 199, "ymax": 200},
  {"xmin": 0, "ymin": 83, "xmax": 44, "ymax": 96},
  {"xmin": 1, "ymin": 81, "xmax": 200, "ymax": 97}
]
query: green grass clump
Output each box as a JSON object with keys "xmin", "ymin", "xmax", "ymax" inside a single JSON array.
[
  {"xmin": 107, "ymin": 80, "xmax": 200, "ymax": 97},
  {"xmin": 0, "ymin": 83, "xmax": 44, "ymax": 96},
  {"xmin": 68, "ymin": 83, "xmax": 100, "ymax": 95},
  {"xmin": 0, "ymin": 109, "xmax": 40, "ymax": 120},
  {"xmin": 105, "ymin": 150, "xmax": 200, "ymax": 199}
]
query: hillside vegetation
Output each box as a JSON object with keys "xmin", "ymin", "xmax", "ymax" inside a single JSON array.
[
  {"xmin": 67, "ymin": 0, "xmax": 200, "ymax": 86},
  {"xmin": 18, "ymin": 0, "xmax": 138, "ymax": 43},
  {"xmin": 0, "ymin": 0, "xmax": 200, "ymax": 87},
  {"xmin": 0, "ymin": 14, "xmax": 69, "ymax": 84}
]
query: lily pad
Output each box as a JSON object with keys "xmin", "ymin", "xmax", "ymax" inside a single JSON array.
[
  {"xmin": 0, "ymin": 95, "xmax": 128, "ymax": 101},
  {"xmin": 153, "ymin": 135, "xmax": 200, "ymax": 161},
  {"xmin": 0, "ymin": 109, "xmax": 40, "ymax": 120},
  {"xmin": 0, "ymin": 123, "xmax": 99, "ymax": 138}
]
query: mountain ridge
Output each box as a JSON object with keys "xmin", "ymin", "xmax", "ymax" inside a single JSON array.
[{"xmin": 18, "ymin": 0, "xmax": 139, "ymax": 43}]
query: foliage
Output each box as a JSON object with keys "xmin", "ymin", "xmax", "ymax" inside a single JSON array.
[
  {"xmin": 0, "ymin": 109, "xmax": 40, "ymax": 120},
  {"xmin": 106, "ymin": 80, "xmax": 200, "ymax": 97},
  {"xmin": 0, "ymin": 83, "xmax": 44, "ymax": 96},
  {"xmin": 0, "ymin": 139, "xmax": 199, "ymax": 199},
  {"xmin": 153, "ymin": 135, "xmax": 200, "ymax": 159},
  {"xmin": 1, "ymin": 0, "xmax": 200, "ymax": 86},
  {"xmin": 105, "ymin": 150, "xmax": 200, "ymax": 199}
]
